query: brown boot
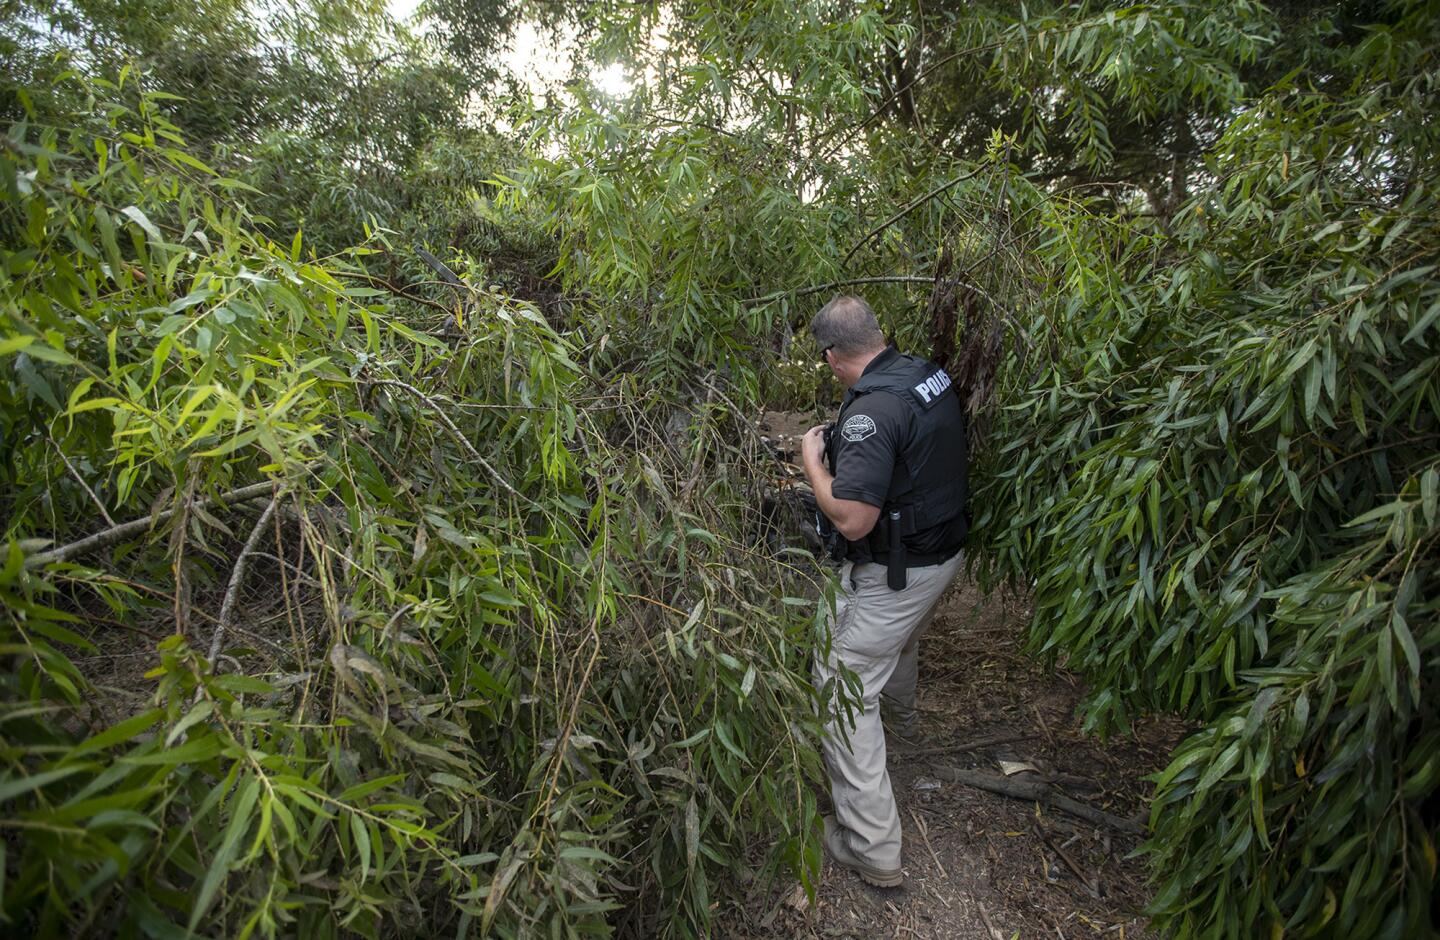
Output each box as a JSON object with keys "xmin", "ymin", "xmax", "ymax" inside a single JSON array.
[{"xmin": 822, "ymin": 815, "xmax": 904, "ymax": 887}]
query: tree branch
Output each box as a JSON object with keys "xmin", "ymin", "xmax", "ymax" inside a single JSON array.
[
  {"xmin": 208, "ymin": 490, "xmax": 283, "ymax": 664},
  {"xmin": 48, "ymin": 434, "xmax": 115, "ymax": 527},
  {"xmin": 841, "ymin": 164, "xmax": 990, "ymax": 265},
  {"xmin": 370, "ymin": 379, "xmax": 536, "ymax": 509},
  {"xmin": 932, "ymin": 766, "xmax": 1145, "ymax": 834},
  {"xmin": 816, "ymin": 36, "xmax": 1010, "ymax": 164},
  {"xmin": 27, "ymin": 481, "xmax": 279, "ymax": 567},
  {"xmin": 744, "ymin": 275, "xmax": 934, "ymax": 307}
]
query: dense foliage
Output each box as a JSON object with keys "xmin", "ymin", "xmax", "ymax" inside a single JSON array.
[
  {"xmin": 2, "ymin": 0, "xmax": 1437, "ymax": 937},
  {"xmin": 0, "ymin": 72, "xmax": 829, "ymax": 937},
  {"xmin": 968, "ymin": 8, "xmax": 1440, "ymax": 934}
]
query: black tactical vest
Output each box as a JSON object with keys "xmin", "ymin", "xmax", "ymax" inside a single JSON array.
[{"xmin": 832, "ymin": 348, "xmax": 968, "ymax": 562}]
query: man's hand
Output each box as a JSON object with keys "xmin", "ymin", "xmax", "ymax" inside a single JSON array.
[
  {"xmin": 801, "ymin": 423, "xmax": 881, "ymax": 540},
  {"xmin": 801, "ymin": 424, "xmax": 828, "ymax": 470}
]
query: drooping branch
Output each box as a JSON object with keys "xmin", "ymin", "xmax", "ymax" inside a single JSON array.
[
  {"xmin": 743, "ymin": 275, "xmax": 934, "ymax": 307},
  {"xmin": 842, "ymin": 164, "xmax": 989, "ymax": 265},
  {"xmin": 48, "ymin": 433, "xmax": 115, "ymax": 527},
  {"xmin": 370, "ymin": 379, "xmax": 537, "ymax": 509},
  {"xmin": 27, "ymin": 481, "xmax": 279, "ymax": 567},
  {"xmin": 815, "ymin": 37, "xmax": 1011, "ymax": 165}
]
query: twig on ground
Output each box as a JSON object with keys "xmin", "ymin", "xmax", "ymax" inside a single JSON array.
[
  {"xmin": 1035, "ymin": 822, "xmax": 1100, "ymax": 898},
  {"xmin": 208, "ymin": 490, "xmax": 282, "ymax": 664},
  {"xmin": 932, "ymin": 766, "xmax": 1146, "ymax": 835},
  {"xmin": 1033, "ymin": 703, "xmax": 1056, "ymax": 748},
  {"xmin": 976, "ymin": 901, "xmax": 1005, "ymax": 940},
  {"xmin": 895, "ymin": 730, "xmax": 1025, "ymax": 758},
  {"xmin": 911, "ymin": 809, "xmax": 946, "ymax": 879}
]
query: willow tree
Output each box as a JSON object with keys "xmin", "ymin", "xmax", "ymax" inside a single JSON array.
[
  {"xmin": 502, "ymin": 1, "xmax": 1439, "ymax": 936},
  {"xmin": 2, "ymin": 0, "xmax": 1437, "ymax": 936},
  {"xmin": 0, "ymin": 61, "xmax": 824, "ymax": 940}
]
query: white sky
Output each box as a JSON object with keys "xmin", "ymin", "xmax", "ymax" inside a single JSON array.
[{"xmin": 386, "ymin": 2, "xmax": 631, "ymax": 96}]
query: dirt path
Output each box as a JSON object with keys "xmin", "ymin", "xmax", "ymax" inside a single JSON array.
[{"xmin": 722, "ymin": 416, "xmax": 1187, "ymax": 938}]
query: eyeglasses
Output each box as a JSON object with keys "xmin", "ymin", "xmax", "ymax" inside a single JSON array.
[{"xmin": 818, "ymin": 344, "xmax": 834, "ymax": 365}]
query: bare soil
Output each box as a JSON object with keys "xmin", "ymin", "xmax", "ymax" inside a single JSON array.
[{"xmin": 719, "ymin": 415, "xmax": 1190, "ymax": 939}]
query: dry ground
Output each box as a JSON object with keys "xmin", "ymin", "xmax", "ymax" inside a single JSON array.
[{"xmin": 722, "ymin": 578, "xmax": 1188, "ymax": 939}]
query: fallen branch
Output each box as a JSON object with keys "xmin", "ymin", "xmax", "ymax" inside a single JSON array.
[
  {"xmin": 208, "ymin": 490, "xmax": 283, "ymax": 664},
  {"xmin": 894, "ymin": 730, "xmax": 1025, "ymax": 758},
  {"xmin": 1035, "ymin": 822, "xmax": 1100, "ymax": 898},
  {"xmin": 27, "ymin": 481, "xmax": 278, "ymax": 567},
  {"xmin": 911, "ymin": 809, "xmax": 947, "ymax": 879},
  {"xmin": 976, "ymin": 900, "xmax": 1006, "ymax": 940},
  {"xmin": 932, "ymin": 766, "xmax": 1145, "ymax": 835}
]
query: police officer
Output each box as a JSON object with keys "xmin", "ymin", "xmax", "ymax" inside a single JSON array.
[{"xmin": 799, "ymin": 295, "xmax": 968, "ymax": 888}]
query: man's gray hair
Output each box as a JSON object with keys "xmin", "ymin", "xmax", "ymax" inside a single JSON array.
[{"xmin": 811, "ymin": 295, "xmax": 886, "ymax": 356}]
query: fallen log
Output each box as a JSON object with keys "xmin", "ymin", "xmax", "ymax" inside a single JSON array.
[{"xmin": 932, "ymin": 765, "xmax": 1146, "ymax": 835}]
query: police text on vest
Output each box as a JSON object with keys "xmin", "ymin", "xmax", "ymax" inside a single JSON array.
[{"xmin": 913, "ymin": 369, "xmax": 953, "ymax": 403}]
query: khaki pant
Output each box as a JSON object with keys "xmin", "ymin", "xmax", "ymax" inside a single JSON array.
[{"xmin": 815, "ymin": 552, "xmax": 963, "ymax": 869}]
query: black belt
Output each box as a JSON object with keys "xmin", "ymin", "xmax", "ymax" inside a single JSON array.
[{"xmin": 866, "ymin": 508, "xmax": 962, "ymax": 591}]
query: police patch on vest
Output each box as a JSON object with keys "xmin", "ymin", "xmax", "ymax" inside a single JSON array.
[
  {"xmin": 842, "ymin": 414, "xmax": 877, "ymax": 442},
  {"xmin": 912, "ymin": 368, "xmax": 953, "ymax": 406}
]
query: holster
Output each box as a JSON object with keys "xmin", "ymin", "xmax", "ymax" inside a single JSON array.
[{"xmin": 886, "ymin": 510, "xmax": 907, "ymax": 590}]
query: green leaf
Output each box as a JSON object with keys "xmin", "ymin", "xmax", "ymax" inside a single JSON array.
[
  {"xmin": 712, "ymin": 720, "xmax": 746, "ymax": 762},
  {"xmin": 1196, "ymin": 741, "xmax": 1241, "ymax": 794},
  {"xmin": 0, "ymin": 335, "xmax": 35, "ymax": 356},
  {"xmin": 164, "ymin": 701, "xmax": 214, "ymax": 747},
  {"xmin": 69, "ymin": 710, "xmax": 165, "ymax": 759},
  {"xmin": 120, "ymin": 205, "xmax": 162, "ymax": 243},
  {"xmin": 20, "ymin": 342, "xmax": 77, "ymax": 365},
  {"xmin": 189, "ymin": 775, "xmax": 260, "ymax": 932},
  {"xmin": 0, "ymin": 765, "xmax": 90, "ymax": 803},
  {"xmin": 338, "ymin": 775, "xmax": 405, "ymax": 803},
  {"xmin": 351, "ymin": 811, "xmax": 371, "ymax": 882},
  {"xmin": 557, "ymin": 845, "xmax": 617, "ymax": 865}
]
